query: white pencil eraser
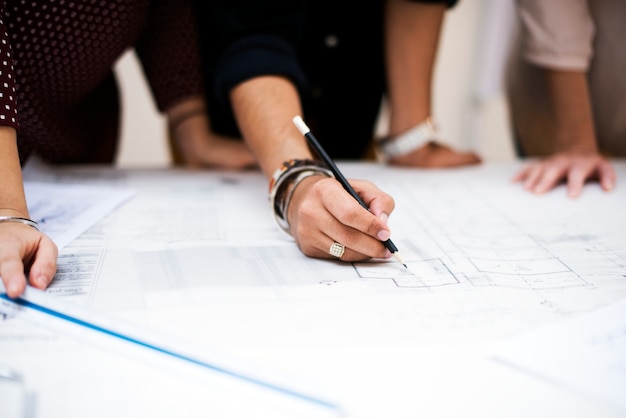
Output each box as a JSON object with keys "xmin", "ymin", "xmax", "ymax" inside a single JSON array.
[{"xmin": 292, "ymin": 115, "xmax": 310, "ymax": 135}]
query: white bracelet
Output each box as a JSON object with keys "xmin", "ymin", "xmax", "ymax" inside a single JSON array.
[
  {"xmin": 0, "ymin": 216, "xmax": 40, "ymax": 231},
  {"xmin": 377, "ymin": 117, "xmax": 438, "ymax": 159}
]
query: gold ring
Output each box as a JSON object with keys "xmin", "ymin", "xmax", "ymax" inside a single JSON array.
[{"xmin": 329, "ymin": 242, "xmax": 345, "ymax": 258}]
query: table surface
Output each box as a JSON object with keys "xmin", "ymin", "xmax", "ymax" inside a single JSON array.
[{"xmin": 2, "ymin": 160, "xmax": 626, "ymax": 418}]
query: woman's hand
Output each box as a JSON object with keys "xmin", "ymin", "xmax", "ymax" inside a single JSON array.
[
  {"xmin": 170, "ymin": 117, "xmax": 257, "ymax": 170},
  {"xmin": 0, "ymin": 223, "xmax": 57, "ymax": 298},
  {"xmin": 286, "ymin": 175, "xmax": 396, "ymax": 262},
  {"xmin": 514, "ymin": 151, "xmax": 616, "ymax": 197},
  {"xmin": 167, "ymin": 97, "xmax": 257, "ymax": 170}
]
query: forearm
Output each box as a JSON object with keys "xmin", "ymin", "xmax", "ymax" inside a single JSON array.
[
  {"xmin": 0, "ymin": 127, "xmax": 29, "ymax": 218},
  {"xmin": 230, "ymin": 77, "xmax": 395, "ymax": 263},
  {"xmin": 547, "ymin": 69, "xmax": 598, "ymax": 153},
  {"xmin": 229, "ymin": 75, "xmax": 313, "ymax": 178},
  {"xmin": 385, "ymin": 0, "xmax": 445, "ymax": 137},
  {"xmin": 166, "ymin": 96, "xmax": 207, "ymax": 135}
]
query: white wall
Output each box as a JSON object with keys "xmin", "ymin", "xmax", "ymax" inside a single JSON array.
[
  {"xmin": 433, "ymin": 0, "xmax": 517, "ymax": 162},
  {"xmin": 115, "ymin": 50, "xmax": 170, "ymax": 167},
  {"xmin": 114, "ymin": 0, "xmax": 517, "ymax": 168}
]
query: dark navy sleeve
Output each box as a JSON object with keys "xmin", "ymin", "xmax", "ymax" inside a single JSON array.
[
  {"xmin": 407, "ymin": 0, "xmax": 459, "ymax": 7},
  {"xmin": 197, "ymin": 0, "xmax": 309, "ymax": 110}
]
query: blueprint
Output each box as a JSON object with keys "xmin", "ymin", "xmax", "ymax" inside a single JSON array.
[
  {"xmin": 16, "ymin": 161, "xmax": 626, "ymax": 346},
  {"xmin": 3, "ymin": 160, "xmax": 625, "ymax": 418}
]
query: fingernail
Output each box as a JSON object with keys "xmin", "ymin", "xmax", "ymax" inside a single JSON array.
[
  {"xmin": 7, "ymin": 282, "xmax": 21, "ymax": 297},
  {"xmin": 35, "ymin": 276, "xmax": 48, "ymax": 288},
  {"xmin": 384, "ymin": 250, "xmax": 392, "ymax": 259},
  {"xmin": 379, "ymin": 213, "xmax": 389, "ymax": 224},
  {"xmin": 377, "ymin": 229, "xmax": 390, "ymax": 241}
]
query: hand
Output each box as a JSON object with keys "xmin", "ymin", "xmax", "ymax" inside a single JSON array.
[
  {"xmin": 514, "ymin": 151, "xmax": 616, "ymax": 197},
  {"xmin": 0, "ymin": 223, "xmax": 58, "ymax": 298},
  {"xmin": 167, "ymin": 97, "xmax": 257, "ymax": 170},
  {"xmin": 169, "ymin": 115, "xmax": 257, "ymax": 170},
  {"xmin": 286, "ymin": 175, "xmax": 396, "ymax": 262},
  {"xmin": 388, "ymin": 141, "xmax": 481, "ymax": 168}
]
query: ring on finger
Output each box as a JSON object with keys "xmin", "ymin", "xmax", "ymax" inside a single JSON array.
[{"xmin": 329, "ymin": 241, "xmax": 345, "ymax": 258}]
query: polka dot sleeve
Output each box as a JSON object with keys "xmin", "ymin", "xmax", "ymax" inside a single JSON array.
[
  {"xmin": 135, "ymin": 0, "xmax": 204, "ymax": 112},
  {"xmin": 0, "ymin": 13, "xmax": 18, "ymax": 130}
]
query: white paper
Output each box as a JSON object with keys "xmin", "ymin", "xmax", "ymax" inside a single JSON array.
[
  {"xmin": 0, "ymin": 285, "xmax": 339, "ymax": 418},
  {"xmin": 2, "ymin": 160, "xmax": 626, "ymax": 418},
  {"xmin": 493, "ymin": 297, "xmax": 626, "ymax": 412},
  {"xmin": 24, "ymin": 182, "xmax": 134, "ymax": 249}
]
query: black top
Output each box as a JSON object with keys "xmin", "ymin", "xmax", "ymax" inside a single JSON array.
[{"xmin": 195, "ymin": 0, "xmax": 457, "ymax": 159}]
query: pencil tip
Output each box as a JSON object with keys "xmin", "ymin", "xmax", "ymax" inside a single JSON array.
[{"xmin": 393, "ymin": 252, "xmax": 406, "ymax": 268}]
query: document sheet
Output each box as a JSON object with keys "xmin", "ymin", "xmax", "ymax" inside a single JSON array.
[
  {"xmin": 2, "ymin": 161, "xmax": 625, "ymax": 418},
  {"xmin": 23, "ymin": 163, "xmax": 624, "ymax": 344},
  {"xmin": 493, "ymin": 297, "xmax": 626, "ymax": 411}
]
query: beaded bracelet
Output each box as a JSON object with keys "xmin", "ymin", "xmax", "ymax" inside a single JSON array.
[
  {"xmin": 268, "ymin": 159, "xmax": 333, "ymax": 234},
  {"xmin": 0, "ymin": 216, "xmax": 40, "ymax": 231},
  {"xmin": 268, "ymin": 159, "xmax": 319, "ymax": 193}
]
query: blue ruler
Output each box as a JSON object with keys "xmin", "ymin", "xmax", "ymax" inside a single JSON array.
[{"xmin": 0, "ymin": 285, "xmax": 340, "ymax": 417}]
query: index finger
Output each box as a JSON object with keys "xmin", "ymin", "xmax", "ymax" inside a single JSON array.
[
  {"xmin": 598, "ymin": 160, "xmax": 616, "ymax": 191},
  {"xmin": 323, "ymin": 180, "xmax": 392, "ymax": 243},
  {"xmin": 566, "ymin": 167, "xmax": 588, "ymax": 198},
  {"xmin": 349, "ymin": 179, "xmax": 396, "ymax": 219},
  {"xmin": 27, "ymin": 235, "xmax": 58, "ymax": 291},
  {"xmin": 0, "ymin": 256, "xmax": 27, "ymax": 298}
]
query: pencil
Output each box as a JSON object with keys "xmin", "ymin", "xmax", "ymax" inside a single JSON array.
[{"xmin": 292, "ymin": 115, "xmax": 407, "ymax": 268}]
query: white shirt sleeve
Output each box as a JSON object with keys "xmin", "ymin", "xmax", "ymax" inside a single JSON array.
[{"xmin": 517, "ymin": 0, "xmax": 594, "ymax": 71}]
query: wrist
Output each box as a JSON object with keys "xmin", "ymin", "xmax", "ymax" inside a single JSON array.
[
  {"xmin": 376, "ymin": 116, "xmax": 438, "ymax": 160},
  {"xmin": 555, "ymin": 136, "xmax": 599, "ymax": 155},
  {"xmin": 0, "ymin": 208, "xmax": 30, "ymax": 219},
  {"xmin": 0, "ymin": 216, "xmax": 40, "ymax": 231},
  {"xmin": 168, "ymin": 106, "xmax": 207, "ymax": 136},
  {"xmin": 268, "ymin": 159, "xmax": 333, "ymax": 235}
]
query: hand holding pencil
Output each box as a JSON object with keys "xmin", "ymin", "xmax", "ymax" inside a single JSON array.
[{"xmin": 290, "ymin": 116, "xmax": 405, "ymax": 266}]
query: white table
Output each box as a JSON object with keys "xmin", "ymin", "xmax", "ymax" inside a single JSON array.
[{"xmin": 2, "ymin": 160, "xmax": 625, "ymax": 418}]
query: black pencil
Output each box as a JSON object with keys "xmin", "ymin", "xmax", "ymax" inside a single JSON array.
[{"xmin": 293, "ymin": 116, "xmax": 407, "ymax": 268}]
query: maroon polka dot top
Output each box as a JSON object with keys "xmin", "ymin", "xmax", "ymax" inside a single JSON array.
[{"xmin": 0, "ymin": 0, "xmax": 204, "ymax": 164}]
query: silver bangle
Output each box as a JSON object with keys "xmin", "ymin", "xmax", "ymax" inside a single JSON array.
[
  {"xmin": 278, "ymin": 169, "xmax": 332, "ymax": 234},
  {"xmin": 269, "ymin": 164, "xmax": 333, "ymax": 235},
  {"xmin": 377, "ymin": 116, "xmax": 438, "ymax": 159},
  {"xmin": 0, "ymin": 216, "xmax": 40, "ymax": 231}
]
